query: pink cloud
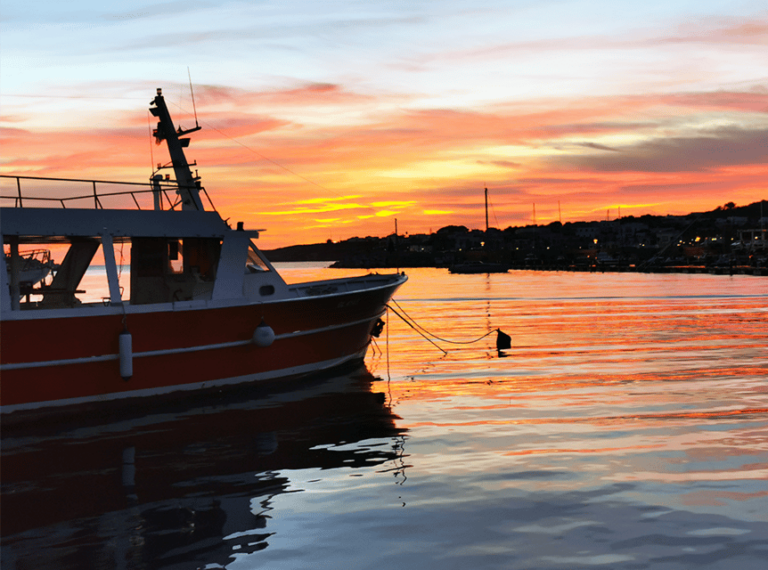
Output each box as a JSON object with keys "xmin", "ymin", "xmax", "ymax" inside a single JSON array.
[{"xmin": 3, "ymin": 81, "xmax": 767, "ymax": 247}]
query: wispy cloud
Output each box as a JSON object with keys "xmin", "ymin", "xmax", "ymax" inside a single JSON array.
[
  {"xmin": 2, "ymin": 1, "xmax": 767, "ymax": 246},
  {"xmin": 576, "ymin": 142, "xmax": 619, "ymax": 152},
  {"xmin": 559, "ymin": 127, "xmax": 768, "ymax": 173}
]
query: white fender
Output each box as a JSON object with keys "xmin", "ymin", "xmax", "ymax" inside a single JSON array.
[
  {"xmin": 253, "ymin": 319, "xmax": 275, "ymax": 347},
  {"xmin": 119, "ymin": 331, "xmax": 133, "ymax": 380}
]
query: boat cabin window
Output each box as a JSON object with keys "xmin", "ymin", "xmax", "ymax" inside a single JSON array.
[
  {"xmin": 168, "ymin": 240, "xmax": 183, "ymax": 273},
  {"xmin": 247, "ymin": 242, "xmax": 271, "ymax": 273},
  {"xmin": 130, "ymin": 237, "xmax": 221, "ymax": 304},
  {"xmin": 4, "ymin": 238, "xmax": 117, "ymax": 309}
]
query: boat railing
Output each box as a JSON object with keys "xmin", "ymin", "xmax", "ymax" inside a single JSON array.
[
  {"xmin": 0, "ymin": 175, "xmax": 217, "ymax": 212},
  {"xmin": 16, "ymin": 248, "xmax": 53, "ymax": 269}
]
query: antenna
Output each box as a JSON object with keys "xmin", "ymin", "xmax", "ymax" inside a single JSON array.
[{"xmin": 188, "ymin": 67, "xmax": 199, "ymax": 128}]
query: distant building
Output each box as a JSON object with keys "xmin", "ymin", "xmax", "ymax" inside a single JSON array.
[
  {"xmin": 656, "ymin": 228, "xmax": 679, "ymax": 246},
  {"xmin": 716, "ymin": 216, "xmax": 748, "ymax": 227},
  {"xmin": 575, "ymin": 226, "xmax": 600, "ymax": 239}
]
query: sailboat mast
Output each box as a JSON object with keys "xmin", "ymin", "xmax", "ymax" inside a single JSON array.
[{"xmin": 485, "ymin": 187, "xmax": 489, "ymax": 232}]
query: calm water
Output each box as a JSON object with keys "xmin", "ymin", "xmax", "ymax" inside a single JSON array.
[{"xmin": 2, "ymin": 268, "xmax": 767, "ymax": 569}]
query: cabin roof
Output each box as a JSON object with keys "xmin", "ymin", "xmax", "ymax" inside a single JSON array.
[{"xmin": 1, "ymin": 207, "xmax": 237, "ymax": 241}]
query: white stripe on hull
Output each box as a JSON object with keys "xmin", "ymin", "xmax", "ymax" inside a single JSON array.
[
  {"xmin": 0, "ymin": 348, "xmax": 369, "ymax": 414},
  {"xmin": 0, "ymin": 310, "xmax": 384, "ymax": 371}
]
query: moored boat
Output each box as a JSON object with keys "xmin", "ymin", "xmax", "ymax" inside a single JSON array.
[
  {"xmin": 4, "ymin": 247, "xmax": 56, "ymax": 292},
  {"xmin": 449, "ymin": 261, "xmax": 508, "ymax": 274},
  {"xmin": 0, "ymin": 88, "xmax": 406, "ymax": 414}
]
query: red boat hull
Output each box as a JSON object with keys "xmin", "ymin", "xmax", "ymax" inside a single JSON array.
[{"xmin": 1, "ymin": 279, "xmax": 402, "ymax": 412}]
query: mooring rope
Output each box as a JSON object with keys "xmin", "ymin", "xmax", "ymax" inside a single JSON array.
[
  {"xmin": 387, "ymin": 299, "xmax": 499, "ymax": 349},
  {"xmin": 387, "ymin": 303, "xmax": 448, "ymax": 354},
  {"xmin": 386, "ymin": 305, "xmax": 391, "ymax": 383}
]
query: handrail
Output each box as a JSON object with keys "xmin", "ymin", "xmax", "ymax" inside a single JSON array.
[{"xmin": 0, "ymin": 174, "xmax": 217, "ymax": 212}]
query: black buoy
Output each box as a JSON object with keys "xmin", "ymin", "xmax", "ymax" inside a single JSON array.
[{"xmin": 496, "ymin": 329, "xmax": 511, "ymax": 351}]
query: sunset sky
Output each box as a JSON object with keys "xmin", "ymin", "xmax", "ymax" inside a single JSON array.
[{"xmin": 2, "ymin": 1, "xmax": 767, "ymax": 248}]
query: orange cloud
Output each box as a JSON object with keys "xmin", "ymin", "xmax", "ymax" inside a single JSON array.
[
  {"xmin": 3, "ymin": 82, "xmax": 767, "ymax": 248},
  {"xmin": 669, "ymin": 14, "xmax": 768, "ymax": 45}
]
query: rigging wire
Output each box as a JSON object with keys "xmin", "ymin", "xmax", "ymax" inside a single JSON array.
[
  {"xmin": 164, "ymin": 97, "xmax": 338, "ymax": 195},
  {"xmin": 489, "ymin": 194, "xmax": 501, "ymax": 229},
  {"xmin": 201, "ymin": 120, "xmax": 337, "ymax": 194},
  {"xmin": 162, "ymin": 99, "xmax": 345, "ymax": 198},
  {"xmin": 484, "ymin": 182, "xmax": 501, "ymax": 229},
  {"xmin": 5, "ymin": 91, "xmax": 349, "ymax": 201},
  {"xmin": 2, "ymin": 94, "xmax": 147, "ymax": 100},
  {"xmin": 117, "ymin": 240, "xmax": 125, "ymax": 281}
]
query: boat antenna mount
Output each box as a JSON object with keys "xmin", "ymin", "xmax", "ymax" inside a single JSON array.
[{"xmin": 150, "ymin": 88, "xmax": 204, "ymax": 211}]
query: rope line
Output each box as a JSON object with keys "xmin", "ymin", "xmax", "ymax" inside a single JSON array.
[
  {"xmin": 388, "ymin": 299, "xmax": 498, "ymax": 347},
  {"xmin": 387, "ymin": 304, "xmax": 447, "ymax": 355}
]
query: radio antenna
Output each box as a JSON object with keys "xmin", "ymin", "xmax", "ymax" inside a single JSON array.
[{"xmin": 187, "ymin": 67, "xmax": 199, "ymax": 128}]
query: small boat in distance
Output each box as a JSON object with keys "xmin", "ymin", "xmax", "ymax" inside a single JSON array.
[
  {"xmin": 0, "ymin": 88, "xmax": 407, "ymax": 416},
  {"xmin": 449, "ymin": 261, "xmax": 508, "ymax": 274},
  {"xmin": 4, "ymin": 248, "xmax": 56, "ymax": 292},
  {"xmin": 448, "ymin": 188, "xmax": 508, "ymax": 274}
]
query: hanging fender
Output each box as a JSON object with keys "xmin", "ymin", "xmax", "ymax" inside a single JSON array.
[
  {"xmin": 119, "ymin": 330, "xmax": 133, "ymax": 380},
  {"xmin": 253, "ymin": 318, "xmax": 275, "ymax": 347}
]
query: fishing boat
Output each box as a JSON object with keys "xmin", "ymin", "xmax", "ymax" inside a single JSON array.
[{"xmin": 0, "ymin": 88, "xmax": 407, "ymax": 415}]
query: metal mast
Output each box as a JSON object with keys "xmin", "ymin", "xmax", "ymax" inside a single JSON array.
[{"xmin": 149, "ymin": 88, "xmax": 204, "ymax": 211}]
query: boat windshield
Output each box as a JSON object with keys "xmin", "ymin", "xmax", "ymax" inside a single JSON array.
[{"xmin": 247, "ymin": 242, "xmax": 271, "ymax": 272}]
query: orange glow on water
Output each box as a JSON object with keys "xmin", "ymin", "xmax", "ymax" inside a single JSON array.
[
  {"xmin": 359, "ymin": 269, "xmax": 768, "ymax": 494},
  {"xmin": 2, "ymin": 266, "xmax": 766, "ymax": 568}
]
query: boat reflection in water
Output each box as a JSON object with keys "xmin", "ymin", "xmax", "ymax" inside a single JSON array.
[{"xmin": 0, "ymin": 364, "xmax": 404, "ymax": 569}]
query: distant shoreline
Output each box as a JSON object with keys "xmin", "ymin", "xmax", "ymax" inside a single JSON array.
[
  {"xmin": 259, "ymin": 257, "xmax": 767, "ymax": 276},
  {"xmin": 263, "ymin": 200, "xmax": 767, "ymax": 276}
]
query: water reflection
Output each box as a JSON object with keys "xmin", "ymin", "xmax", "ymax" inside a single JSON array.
[
  {"xmin": 3, "ymin": 269, "xmax": 767, "ymax": 569},
  {"xmin": 0, "ymin": 367, "xmax": 404, "ymax": 569}
]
